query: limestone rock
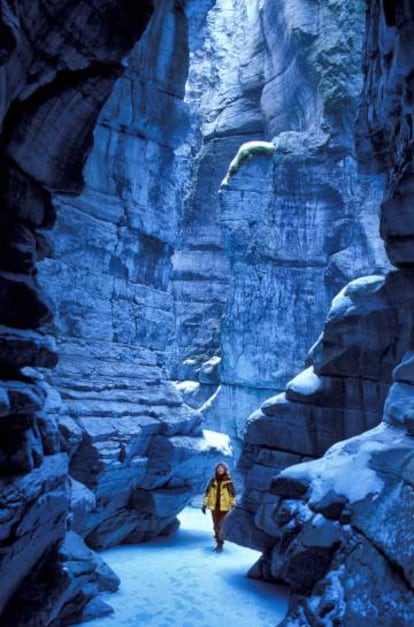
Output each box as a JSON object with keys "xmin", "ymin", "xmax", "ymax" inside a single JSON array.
[
  {"xmin": 0, "ymin": 0, "xmax": 155, "ymax": 622},
  {"xmin": 69, "ymin": 477, "xmax": 96, "ymax": 534},
  {"xmin": 174, "ymin": 0, "xmax": 389, "ymax": 462},
  {"xmin": 356, "ymin": 1, "xmax": 414, "ymax": 266},
  {"xmin": 173, "ymin": 379, "xmax": 213, "ymax": 409},
  {"xmin": 0, "ymin": 386, "xmax": 9, "ymax": 416},
  {"xmin": 34, "ymin": 0, "xmax": 231, "ymax": 557},
  {"xmin": 274, "ymin": 425, "xmax": 414, "ymax": 624},
  {"xmin": 199, "ymin": 356, "xmax": 222, "ymax": 384},
  {"xmin": 231, "ymin": 272, "xmax": 414, "ymax": 621},
  {"xmin": 0, "ymin": 325, "xmax": 58, "ymax": 369},
  {"xmin": 0, "ymin": 273, "xmax": 52, "ymax": 329},
  {"xmin": 1, "ymin": 530, "xmax": 120, "ymax": 626},
  {"xmin": 0, "ymin": 454, "xmax": 69, "ymax": 615}
]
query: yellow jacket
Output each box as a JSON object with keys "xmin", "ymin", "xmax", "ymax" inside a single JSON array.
[{"xmin": 203, "ymin": 477, "xmax": 236, "ymax": 512}]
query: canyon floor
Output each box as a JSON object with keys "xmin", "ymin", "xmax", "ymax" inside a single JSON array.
[{"xmin": 81, "ymin": 507, "xmax": 289, "ymax": 626}]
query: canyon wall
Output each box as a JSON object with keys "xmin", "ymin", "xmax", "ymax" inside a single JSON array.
[
  {"xmin": 0, "ymin": 1, "xmax": 226, "ymax": 624},
  {"xmin": 38, "ymin": 0, "xmax": 225, "ymax": 553},
  {"xmin": 0, "ymin": 0, "xmax": 152, "ymax": 622},
  {"xmin": 173, "ymin": 0, "xmax": 389, "ymax": 466},
  {"xmin": 226, "ymin": 2, "xmax": 414, "ymax": 624},
  {"xmin": 1, "ymin": 0, "xmax": 411, "ymax": 624}
]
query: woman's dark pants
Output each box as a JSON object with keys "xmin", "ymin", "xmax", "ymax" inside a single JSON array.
[{"xmin": 212, "ymin": 509, "xmax": 227, "ymax": 546}]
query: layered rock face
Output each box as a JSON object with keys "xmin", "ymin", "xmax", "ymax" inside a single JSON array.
[
  {"xmin": 0, "ymin": 1, "xmax": 227, "ymax": 624},
  {"xmin": 226, "ymin": 3, "xmax": 414, "ymax": 624},
  {"xmin": 169, "ymin": 0, "xmax": 264, "ymax": 388},
  {"xmin": 173, "ymin": 0, "xmax": 389, "ymax": 466},
  {"xmin": 0, "ymin": 1, "xmax": 154, "ymax": 622},
  {"xmin": 169, "ymin": 0, "xmax": 270, "ymax": 475},
  {"xmin": 38, "ymin": 0, "xmax": 225, "ymax": 555}
]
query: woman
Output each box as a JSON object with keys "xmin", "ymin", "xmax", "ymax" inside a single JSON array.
[{"xmin": 202, "ymin": 462, "xmax": 236, "ymax": 552}]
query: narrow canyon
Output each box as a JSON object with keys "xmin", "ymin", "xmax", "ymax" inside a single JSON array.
[{"xmin": 0, "ymin": 1, "xmax": 412, "ymax": 625}]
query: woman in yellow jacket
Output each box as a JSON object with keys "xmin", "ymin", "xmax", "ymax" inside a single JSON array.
[{"xmin": 202, "ymin": 462, "xmax": 236, "ymax": 552}]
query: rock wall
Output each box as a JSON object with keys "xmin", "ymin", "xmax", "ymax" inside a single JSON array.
[
  {"xmin": 226, "ymin": 2, "xmax": 414, "ymax": 624},
  {"xmin": 170, "ymin": 0, "xmax": 264, "ymax": 385},
  {"xmin": 173, "ymin": 0, "xmax": 389, "ymax": 467},
  {"xmin": 38, "ymin": 0, "xmax": 226, "ymax": 552},
  {"xmin": 0, "ymin": 1, "xmax": 227, "ymax": 625},
  {"xmin": 0, "ymin": 1, "xmax": 154, "ymax": 622},
  {"xmin": 166, "ymin": 0, "xmax": 272, "ymax": 485},
  {"xmin": 2, "ymin": 0, "xmax": 412, "ymax": 623}
]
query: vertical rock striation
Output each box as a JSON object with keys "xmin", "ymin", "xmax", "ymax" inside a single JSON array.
[
  {"xmin": 170, "ymin": 0, "xmax": 264, "ymax": 389},
  {"xmin": 174, "ymin": 0, "xmax": 389, "ymax": 465},
  {"xmin": 226, "ymin": 2, "xmax": 414, "ymax": 624},
  {"xmin": 0, "ymin": 1, "xmax": 227, "ymax": 624}
]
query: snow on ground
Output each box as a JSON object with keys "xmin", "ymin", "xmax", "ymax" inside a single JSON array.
[{"xmin": 82, "ymin": 507, "xmax": 289, "ymax": 627}]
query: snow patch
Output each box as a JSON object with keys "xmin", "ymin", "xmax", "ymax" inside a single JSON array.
[
  {"xmin": 174, "ymin": 380, "xmax": 201, "ymax": 395},
  {"xmin": 287, "ymin": 366, "xmax": 322, "ymax": 396},
  {"xmin": 281, "ymin": 437, "xmax": 386, "ymax": 504},
  {"xmin": 327, "ymin": 275, "xmax": 385, "ymax": 322},
  {"xmin": 201, "ymin": 428, "xmax": 233, "ymax": 456},
  {"xmin": 202, "ymin": 355, "xmax": 221, "ymax": 369},
  {"xmin": 307, "ymin": 564, "xmax": 346, "ymax": 624},
  {"xmin": 222, "ymin": 141, "xmax": 275, "ymax": 185},
  {"xmin": 344, "ymin": 274, "xmax": 385, "ymax": 298}
]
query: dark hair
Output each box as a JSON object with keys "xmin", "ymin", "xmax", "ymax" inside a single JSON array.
[{"xmin": 215, "ymin": 462, "xmax": 230, "ymax": 478}]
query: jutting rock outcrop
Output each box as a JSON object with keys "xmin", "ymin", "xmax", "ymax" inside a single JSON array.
[
  {"xmin": 0, "ymin": 1, "xmax": 227, "ymax": 625},
  {"xmin": 225, "ymin": 2, "xmax": 414, "ymax": 624},
  {"xmin": 172, "ymin": 0, "xmax": 389, "ymax": 464}
]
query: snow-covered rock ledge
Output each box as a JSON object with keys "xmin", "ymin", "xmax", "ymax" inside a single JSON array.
[
  {"xmin": 274, "ymin": 421, "xmax": 414, "ymax": 625},
  {"xmin": 225, "ymin": 267, "xmax": 414, "ymax": 623}
]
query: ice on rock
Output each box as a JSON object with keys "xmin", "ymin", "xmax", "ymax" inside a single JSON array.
[{"xmin": 199, "ymin": 384, "xmax": 222, "ymax": 413}]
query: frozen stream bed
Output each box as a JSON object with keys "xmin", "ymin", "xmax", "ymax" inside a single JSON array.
[{"xmin": 82, "ymin": 507, "xmax": 289, "ymax": 626}]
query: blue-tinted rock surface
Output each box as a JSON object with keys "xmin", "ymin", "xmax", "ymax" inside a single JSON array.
[
  {"xmin": 0, "ymin": 1, "xmax": 227, "ymax": 624},
  {"xmin": 171, "ymin": 0, "xmax": 389, "ymax": 470},
  {"xmin": 227, "ymin": 2, "xmax": 414, "ymax": 624},
  {"xmin": 0, "ymin": 0, "xmax": 155, "ymax": 621},
  {"xmin": 36, "ymin": 0, "xmax": 228, "ymax": 549},
  {"xmin": 2, "ymin": 0, "xmax": 413, "ymax": 624}
]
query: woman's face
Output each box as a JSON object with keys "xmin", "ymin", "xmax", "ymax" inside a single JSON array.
[{"xmin": 216, "ymin": 465, "xmax": 226, "ymax": 476}]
